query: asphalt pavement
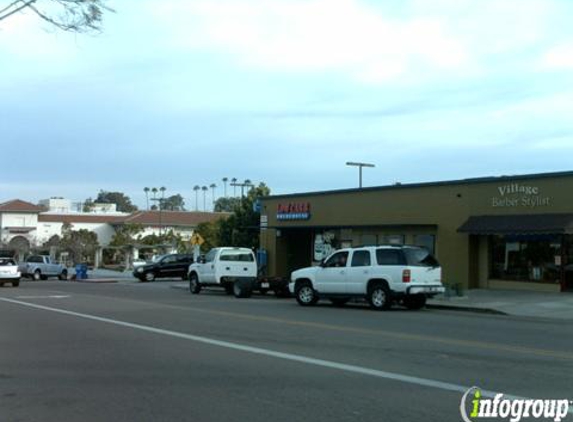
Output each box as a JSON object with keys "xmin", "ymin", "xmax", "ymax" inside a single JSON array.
[{"xmin": 1, "ymin": 280, "xmax": 572, "ymax": 422}]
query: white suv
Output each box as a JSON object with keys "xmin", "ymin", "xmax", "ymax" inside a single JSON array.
[{"xmin": 289, "ymin": 245, "xmax": 444, "ymax": 310}]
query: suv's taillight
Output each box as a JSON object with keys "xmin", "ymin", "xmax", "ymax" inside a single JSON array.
[{"xmin": 402, "ymin": 269, "xmax": 411, "ymax": 283}]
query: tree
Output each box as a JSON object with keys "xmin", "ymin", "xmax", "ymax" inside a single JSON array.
[
  {"xmin": 60, "ymin": 228, "xmax": 99, "ymax": 264},
  {"xmin": 0, "ymin": 0, "xmax": 112, "ymax": 33},
  {"xmin": 93, "ymin": 190, "xmax": 138, "ymax": 213},
  {"xmin": 82, "ymin": 197, "xmax": 95, "ymax": 212},
  {"xmin": 217, "ymin": 183, "xmax": 270, "ymax": 250},
  {"xmin": 109, "ymin": 223, "xmax": 143, "ymax": 248},
  {"xmin": 194, "ymin": 221, "xmax": 220, "ymax": 252},
  {"xmin": 160, "ymin": 194, "xmax": 185, "ymax": 211},
  {"xmin": 213, "ymin": 196, "xmax": 241, "ymax": 212}
]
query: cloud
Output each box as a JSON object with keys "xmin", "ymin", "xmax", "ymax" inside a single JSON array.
[
  {"xmin": 538, "ymin": 42, "xmax": 573, "ymax": 70},
  {"xmin": 150, "ymin": 0, "xmax": 471, "ymax": 84}
]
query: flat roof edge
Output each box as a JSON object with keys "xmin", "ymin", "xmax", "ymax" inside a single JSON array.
[{"xmin": 263, "ymin": 170, "xmax": 573, "ymax": 200}]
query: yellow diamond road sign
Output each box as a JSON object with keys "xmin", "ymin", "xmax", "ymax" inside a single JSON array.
[{"xmin": 191, "ymin": 233, "xmax": 205, "ymax": 246}]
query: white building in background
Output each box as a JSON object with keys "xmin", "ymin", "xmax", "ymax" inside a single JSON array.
[{"xmin": 0, "ymin": 198, "xmax": 229, "ymax": 265}]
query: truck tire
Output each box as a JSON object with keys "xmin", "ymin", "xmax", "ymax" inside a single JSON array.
[
  {"xmin": 12, "ymin": 280, "xmax": 20, "ymax": 287},
  {"xmin": 189, "ymin": 273, "xmax": 201, "ymax": 294},
  {"xmin": 233, "ymin": 280, "xmax": 252, "ymax": 298},
  {"xmin": 59, "ymin": 270, "xmax": 68, "ymax": 281},
  {"xmin": 33, "ymin": 270, "xmax": 42, "ymax": 281},
  {"xmin": 224, "ymin": 284, "xmax": 234, "ymax": 295},
  {"xmin": 367, "ymin": 282, "xmax": 391, "ymax": 310},
  {"xmin": 295, "ymin": 282, "xmax": 318, "ymax": 306},
  {"xmin": 404, "ymin": 294, "xmax": 426, "ymax": 310}
]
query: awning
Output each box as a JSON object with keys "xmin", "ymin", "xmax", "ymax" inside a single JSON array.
[{"xmin": 457, "ymin": 214, "xmax": 573, "ymax": 235}]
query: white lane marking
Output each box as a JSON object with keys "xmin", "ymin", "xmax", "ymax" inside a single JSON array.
[
  {"xmin": 15, "ymin": 295, "xmax": 71, "ymax": 299},
  {"xmin": 0, "ymin": 296, "xmax": 570, "ymax": 411}
]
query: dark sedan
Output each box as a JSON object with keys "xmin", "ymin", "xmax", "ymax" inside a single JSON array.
[{"xmin": 133, "ymin": 254, "xmax": 194, "ymax": 282}]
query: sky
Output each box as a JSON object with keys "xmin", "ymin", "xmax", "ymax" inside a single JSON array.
[{"xmin": 1, "ymin": 0, "xmax": 573, "ymax": 210}]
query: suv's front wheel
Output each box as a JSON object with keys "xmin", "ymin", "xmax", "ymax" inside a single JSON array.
[
  {"xmin": 295, "ymin": 282, "xmax": 318, "ymax": 306},
  {"xmin": 367, "ymin": 283, "xmax": 391, "ymax": 310}
]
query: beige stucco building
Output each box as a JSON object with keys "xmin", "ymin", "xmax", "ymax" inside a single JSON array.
[{"xmin": 260, "ymin": 171, "xmax": 573, "ymax": 293}]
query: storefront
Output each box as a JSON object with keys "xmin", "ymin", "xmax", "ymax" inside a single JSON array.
[{"xmin": 259, "ymin": 171, "xmax": 573, "ymax": 292}]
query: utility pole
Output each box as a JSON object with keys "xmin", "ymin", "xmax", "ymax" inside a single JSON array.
[{"xmin": 346, "ymin": 162, "xmax": 375, "ymax": 188}]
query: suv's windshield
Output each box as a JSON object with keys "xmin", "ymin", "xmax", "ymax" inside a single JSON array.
[{"xmin": 404, "ymin": 248, "xmax": 440, "ymax": 267}]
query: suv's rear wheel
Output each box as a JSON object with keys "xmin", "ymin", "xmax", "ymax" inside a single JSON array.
[
  {"xmin": 144, "ymin": 272, "xmax": 155, "ymax": 282},
  {"xmin": 404, "ymin": 294, "xmax": 426, "ymax": 310},
  {"xmin": 189, "ymin": 273, "xmax": 201, "ymax": 294},
  {"xmin": 295, "ymin": 282, "xmax": 318, "ymax": 306},
  {"xmin": 368, "ymin": 283, "xmax": 391, "ymax": 310}
]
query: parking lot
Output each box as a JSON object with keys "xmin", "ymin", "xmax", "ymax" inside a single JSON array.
[{"xmin": 1, "ymin": 279, "xmax": 573, "ymax": 422}]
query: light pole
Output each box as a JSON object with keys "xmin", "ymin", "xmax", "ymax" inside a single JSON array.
[
  {"xmin": 346, "ymin": 162, "xmax": 375, "ymax": 188},
  {"xmin": 230, "ymin": 179, "xmax": 253, "ymax": 203},
  {"xmin": 159, "ymin": 187, "xmax": 166, "ymax": 236},
  {"xmin": 231, "ymin": 177, "xmax": 237, "ymax": 196},
  {"xmin": 149, "ymin": 187, "xmax": 167, "ymax": 237}
]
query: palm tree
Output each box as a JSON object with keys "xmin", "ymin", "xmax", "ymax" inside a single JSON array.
[
  {"xmin": 210, "ymin": 183, "xmax": 217, "ymax": 209},
  {"xmin": 222, "ymin": 177, "xmax": 228, "ymax": 197},
  {"xmin": 143, "ymin": 187, "xmax": 150, "ymax": 210},
  {"xmin": 159, "ymin": 186, "xmax": 166, "ymax": 210},
  {"xmin": 193, "ymin": 185, "xmax": 200, "ymax": 211},
  {"xmin": 201, "ymin": 186, "xmax": 208, "ymax": 211},
  {"xmin": 151, "ymin": 187, "xmax": 158, "ymax": 209},
  {"xmin": 242, "ymin": 179, "xmax": 253, "ymax": 197},
  {"xmin": 231, "ymin": 177, "xmax": 237, "ymax": 197}
]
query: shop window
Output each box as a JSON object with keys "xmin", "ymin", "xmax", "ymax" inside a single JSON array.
[
  {"xmin": 361, "ymin": 234, "xmax": 377, "ymax": 246},
  {"xmin": 489, "ymin": 235, "xmax": 562, "ymax": 284},
  {"xmin": 414, "ymin": 234, "xmax": 435, "ymax": 255},
  {"xmin": 381, "ymin": 235, "xmax": 405, "ymax": 245}
]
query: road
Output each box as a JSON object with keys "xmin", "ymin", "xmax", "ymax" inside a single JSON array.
[{"xmin": 1, "ymin": 280, "xmax": 572, "ymax": 422}]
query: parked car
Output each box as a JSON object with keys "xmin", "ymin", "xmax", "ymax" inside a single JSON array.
[
  {"xmin": 18, "ymin": 255, "xmax": 68, "ymax": 281},
  {"xmin": 188, "ymin": 247, "xmax": 258, "ymax": 298},
  {"xmin": 0, "ymin": 257, "xmax": 21, "ymax": 287},
  {"xmin": 133, "ymin": 254, "xmax": 194, "ymax": 282},
  {"xmin": 290, "ymin": 245, "xmax": 444, "ymax": 310}
]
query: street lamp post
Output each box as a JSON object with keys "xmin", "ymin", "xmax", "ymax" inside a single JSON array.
[{"xmin": 346, "ymin": 162, "xmax": 375, "ymax": 188}]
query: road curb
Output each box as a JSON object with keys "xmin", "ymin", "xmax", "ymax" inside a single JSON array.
[{"xmin": 426, "ymin": 303, "xmax": 507, "ymax": 315}]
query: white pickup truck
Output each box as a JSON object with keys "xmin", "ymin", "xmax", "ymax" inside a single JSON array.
[
  {"xmin": 19, "ymin": 255, "xmax": 68, "ymax": 281},
  {"xmin": 290, "ymin": 245, "xmax": 444, "ymax": 310},
  {"xmin": 188, "ymin": 247, "xmax": 258, "ymax": 298}
]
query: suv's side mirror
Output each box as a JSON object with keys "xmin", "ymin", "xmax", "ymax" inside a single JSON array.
[{"xmin": 199, "ymin": 255, "xmax": 206, "ymax": 264}]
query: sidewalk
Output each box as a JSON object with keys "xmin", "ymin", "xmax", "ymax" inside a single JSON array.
[{"xmin": 427, "ymin": 289, "xmax": 573, "ymax": 320}]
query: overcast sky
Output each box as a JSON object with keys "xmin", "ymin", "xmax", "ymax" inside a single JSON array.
[{"xmin": 1, "ymin": 0, "xmax": 572, "ymax": 210}]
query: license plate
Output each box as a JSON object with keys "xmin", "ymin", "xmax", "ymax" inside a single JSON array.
[{"xmin": 261, "ymin": 282, "xmax": 269, "ymax": 288}]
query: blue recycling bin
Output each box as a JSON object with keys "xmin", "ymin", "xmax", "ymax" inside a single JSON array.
[{"xmin": 75, "ymin": 264, "xmax": 88, "ymax": 280}]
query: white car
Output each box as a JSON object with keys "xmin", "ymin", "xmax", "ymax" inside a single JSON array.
[
  {"xmin": 188, "ymin": 247, "xmax": 258, "ymax": 298},
  {"xmin": 0, "ymin": 258, "xmax": 21, "ymax": 287},
  {"xmin": 290, "ymin": 245, "xmax": 444, "ymax": 310}
]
